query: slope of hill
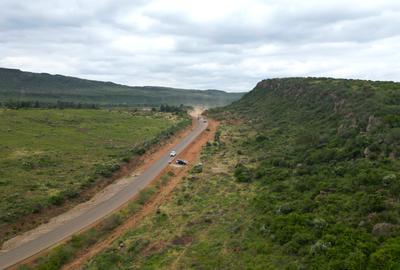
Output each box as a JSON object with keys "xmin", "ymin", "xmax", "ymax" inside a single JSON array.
[
  {"xmin": 0, "ymin": 68, "xmax": 244, "ymax": 107},
  {"xmin": 209, "ymin": 77, "xmax": 400, "ymax": 269}
]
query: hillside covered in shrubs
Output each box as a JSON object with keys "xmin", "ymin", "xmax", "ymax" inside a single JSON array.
[{"xmin": 210, "ymin": 77, "xmax": 400, "ymax": 269}]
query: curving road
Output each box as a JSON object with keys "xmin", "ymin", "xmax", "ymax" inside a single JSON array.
[{"xmin": 0, "ymin": 117, "xmax": 208, "ymax": 270}]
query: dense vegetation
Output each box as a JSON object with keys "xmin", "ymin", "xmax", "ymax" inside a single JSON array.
[
  {"xmin": 78, "ymin": 78, "xmax": 399, "ymax": 270},
  {"xmin": 211, "ymin": 78, "xmax": 400, "ymax": 269},
  {"xmin": 0, "ymin": 108, "xmax": 190, "ymax": 243},
  {"xmin": 0, "ymin": 68, "xmax": 243, "ymax": 107},
  {"xmin": 0, "ymin": 100, "xmax": 99, "ymax": 109}
]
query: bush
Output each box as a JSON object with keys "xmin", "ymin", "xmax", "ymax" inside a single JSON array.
[
  {"xmin": 94, "ymin": 162, "xmax": 120, "ymax": 177},
  {"xmin": 191, "ymin": 163, "xmax": 203, "ymax": 174},
  {"xmin": 134, "ymin": 147, "xmax": 146, "ymax": 155},
  {"xmin": 384, "ymin": 115, "xmax": 400, "ymax": 128},
  {"xmin": 296, "ymin": 131, "xmax": 320, "ymax": 147},
  {"xmin": 359, "ymin": 193, "xmax": 387, "ymax": 214},
  {"xmin": 88, "ymin": 250, "xmax": 123, "ymax": 270},
  {"xmin": 214, "ymin": 130, "xmax": 221, "ymax": 143},
  {"xmin": 62, "ymin": 188, "xmax": 79, "ymax": 199},
  {"xmin": 385, "ymin": 128, "xmax": 400, "ymax": 144},
  {"xmin": 99, "ymin": 214, "xmax": 122, "ymax": 232},
  {"xmin": 368, "ymin": 237, "xmax": 400, "ymax": 269},
  {"xmin": 137, "ymin": 187, "xmax": 156, "ymax": 205},
  {"xmin": 234, "ymin": 164, "xmax": 253, "ymax": 183},
  {"xmin": 48, "ymin": 193, "xmax": 65, "ymax": 206},
  {"xmin": 37, "ymin": 245, "xmax": 75, "ymax": 270}
]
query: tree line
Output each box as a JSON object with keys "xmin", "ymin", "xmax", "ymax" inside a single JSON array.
[
  {"xmin": 0, "ymin": 100, "xmax": 99, "ymax": 109},
  {"xmin": 159, "ymin": 104, "xmax": 187, "ymax": 112}
]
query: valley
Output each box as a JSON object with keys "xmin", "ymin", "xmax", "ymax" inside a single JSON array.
[
  {"xmin": 44, "ymin": 78, "xmax": 400, "ymax": 269},
  {"xmin": 1, "ymin": 77, "xmax": 400, "ymax": 270},
  {"xmin": 2, "ymin": 1, "xmax": 399, "ymax": 269}
]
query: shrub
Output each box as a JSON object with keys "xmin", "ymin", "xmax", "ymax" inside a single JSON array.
[
  {"xmin": 214, "ymin": 130, "xmax": 221, "ymax": 143},
  {"xmin": 255, "ymin": 134, "xmax": 268, "ymax": 142},
  {"xmin": 36, "ymin": 245, "xmax": 75, "ymax": 270},
  {"xmin": 359, "ymin": 193, "xmax": 387, "ymax": 214},
  {"xmin": 234, "ymin": 164, "xmax": 253, "ymax": 183},
  {"xmin": 48, "ymin": 193, "xmax": 65, "ymax": 206},
  {"xmin": 137, "ymin": 187, "xmax": 156, "ymax": 205},
  {"xmin": 191, "ymin": 163, "xmax": 203, "ymax": 174},
  {"xmin": 94, "ymin": 162, "xmax": 120, "ymax": 177},
  {"xmin": 384, "ymin": 115, "xmax": 400, "ymax": 128},
  {"xmin": 368, "ymin": 237, "xmax": 400, "ymax": 269},
  {"xmin": 296, "ymin": 131, "xmax": 320, "ymax": 147},
  {"xmin": 99, "ymin": 214, "xmax": 122, "ymax": 232},
  {"xmin": 385, "ymin": 128, "xmax": 400, "ymax": 144},
  {"xmin": 62, "ymin": 188, "xmax": 79, "ymax": 199},
  {"xmin": 134, "ymin": 147, "xmax": 146, "ymax": 155},
  {"xmin": 88, "ymin": 250, "xmax": 123, "ymax": 270}
]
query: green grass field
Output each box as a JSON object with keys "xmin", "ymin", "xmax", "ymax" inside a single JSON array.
[{"xmin": 0, "ymin": 108, "xmax": 189, "ymax": 236}]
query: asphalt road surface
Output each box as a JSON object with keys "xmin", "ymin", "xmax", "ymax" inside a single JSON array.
[{"xmin": 0, "ymin": 117, "xmax": 208, "ymax": 269}]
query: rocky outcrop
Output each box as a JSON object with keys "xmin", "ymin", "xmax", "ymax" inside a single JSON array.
[{"xmin": 366, "ymin": 115, "xmax": 382, "ymax": 133}]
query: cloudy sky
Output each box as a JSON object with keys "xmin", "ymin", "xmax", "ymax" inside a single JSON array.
[{"xmin": 0, "ymin": 0, "xmax": 399, "ymax": 92}]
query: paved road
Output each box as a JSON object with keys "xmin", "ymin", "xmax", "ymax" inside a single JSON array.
[{"xmin": 0, "ymin": 117, "xmax": 208, "ymax": 269}]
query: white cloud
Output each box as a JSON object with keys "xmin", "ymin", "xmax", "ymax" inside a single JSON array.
[
  {"xmin": 0, "ymin": 0, "xmax": 399, "ymax": 92},
  {"xmin": 111, "ymin": 35, "xmax": 176, "ymax": 53}
]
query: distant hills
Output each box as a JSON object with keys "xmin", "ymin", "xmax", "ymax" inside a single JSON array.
[{"xmin": 0, "ymin": 68, "xmax": 244, "ymax": 107}]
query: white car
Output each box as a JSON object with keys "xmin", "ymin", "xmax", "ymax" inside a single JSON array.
[{"xmin": 170, "ymin": 150, "xmax": 177, "ymax": 157}]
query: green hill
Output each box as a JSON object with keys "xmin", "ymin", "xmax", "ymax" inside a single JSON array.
[
  {"xmin": 209, "ymin": 77, "xmax": 400, "ymax": 269},
  {"xmin": 0, "ymin": 68, "xmax": 244, "ymax": 107}
]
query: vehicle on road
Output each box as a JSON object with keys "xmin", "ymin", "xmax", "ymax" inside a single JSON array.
[
  {"xmin": 176, "ymin": 159, "xmax": 188, "ymax": 165},
  {"xmin": 170, "ymin": 150, "xmax": 177, "ymax": 157}
]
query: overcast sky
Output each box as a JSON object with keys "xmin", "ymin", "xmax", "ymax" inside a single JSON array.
[{"xmin": 0, "ymin": 0, "xmax": 399, "ymax": 92}]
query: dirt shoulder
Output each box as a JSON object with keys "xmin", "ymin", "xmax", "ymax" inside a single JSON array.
[{"xmin": 61, "ymin": 118, "xmax": 218, "ymax": 270}]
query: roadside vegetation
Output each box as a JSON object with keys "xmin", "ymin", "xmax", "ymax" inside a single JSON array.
[
  {"xmin": 19, "ymin": 172, "xmax": 175, "ymax": 270},
  {"xmin": 75, "ymin": 78, "xmax": 399, "ymax": 269},
  {"xmin": 0, "ymin": 108, "xmax": 190, "ymax": 243},
  {"xmin": 78, "ymin": 126, "xmax": 259, "ymax": 269}
]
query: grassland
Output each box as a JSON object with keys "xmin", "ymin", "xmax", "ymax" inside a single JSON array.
[
  {"xmin": 77, "ymin": 78, "xmax": 400, "ymax": 269},
  {"xmin": 0, "ymin": 108, "xmax": 190, "ymax": 241}
]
